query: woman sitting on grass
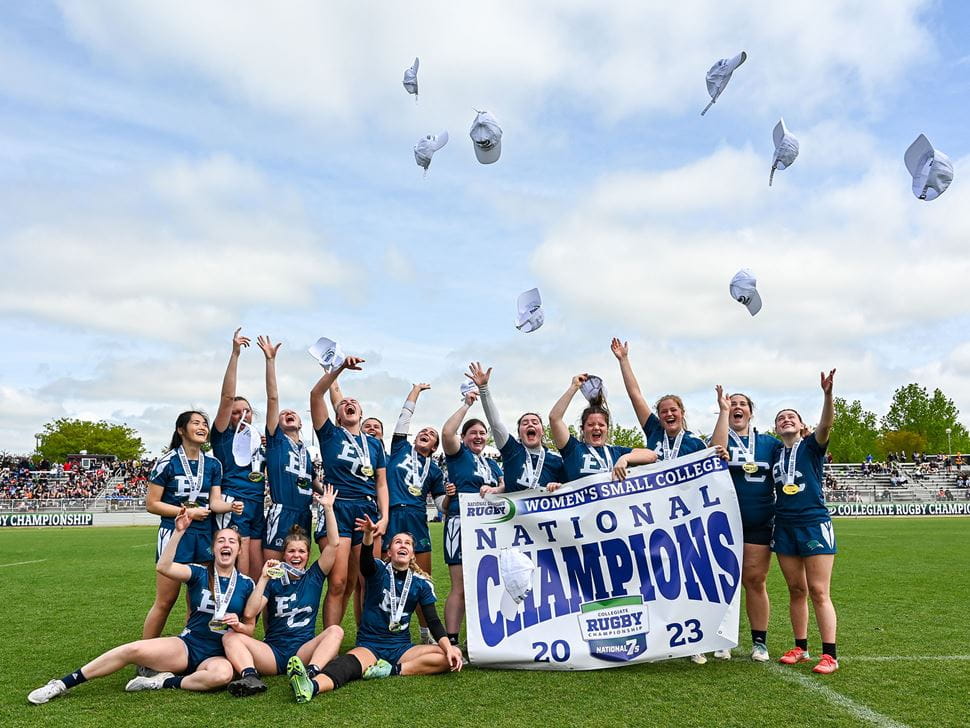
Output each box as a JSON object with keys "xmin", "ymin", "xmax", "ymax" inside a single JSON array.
[{"xmin": 28, "ymin": 511, "xmax": 255, "ymax": 704}]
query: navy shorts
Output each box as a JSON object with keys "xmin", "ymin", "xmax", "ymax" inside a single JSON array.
[
  {"xmin": 156, "ymin": 527, "xmax": 212, "ymax": 563},
  {"xmin": 178, "ymin": 632, "xmax": 222, "ymax": 674},
  {"xmin": 214, "ymin": 495, "xmax": 265, "ymax": 539},
  {"xmin": 443, "ymin": 514, "xmax": 462, "ymax": 565},
  {"xmin": 741, "ymin": 515, "xmax": 774, "ymax": 546},
  {"xmin": 264, "ymin": 503, "xmax": 313, "ymax": 551},
  {"xmin": 386, "ymin": 506, "xmax": 432, "ymax": 553},
  {"xmin": 356, "ymin": 640, "xmax": 412, "ymax": 666},
  {"xmin": 266, "ymin": 637, "xmax": 305, "ymax": 675},
  {"xmin": 315, "ymin": 497, "xmax": 377, "ymax": 546},
  {"xmin": 771, "ymin": 520, "xmax": 837, "ymax": 557}
]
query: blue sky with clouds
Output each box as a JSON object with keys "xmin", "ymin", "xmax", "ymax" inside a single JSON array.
[{"xmin": 2, "ymin": 1, "xmax": 969, "ymax": 455}]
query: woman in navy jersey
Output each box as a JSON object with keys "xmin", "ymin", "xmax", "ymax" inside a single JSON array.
[
  {"xmin": 441, "ymin": 388, "xmax": 504, "ymax": 646},
  {"xmin": 772, "ymin": 370, "xmax": 840, "ymax": 675},
  {"xmin": 222, "ymin": 485, "xmax": 343, "ymax": 696},
  {"xmin": 549, "ymin": 373, "xmax": 657, "ymax": 484},
  {"xmin": 257, "ymin": 335, "xmax": 319, "ymax": 563},
  {"xmin": 711, "ymin": 386, "xmax": 782, "ymax": 662},
  {"xmin": 28, "ymin": 511, "xmax": 255, "ymax": 704},
  {"xmin": 310, "ymin": 355, "xmax": 388, "ymax": 628},
  {"xmin": 210, "ymin": 328, "xmax": 265, "ymax": 579},
  {"xmin": 287, "ymin": 517, "xmax": 461, "ymax": 702},
  {"xmin": 142, "ymin": 411, "xmax": 241, "ymax": 641},
  {"xmin": 467, "ymin": 362, "xmax": 565, "ymax": 492}
]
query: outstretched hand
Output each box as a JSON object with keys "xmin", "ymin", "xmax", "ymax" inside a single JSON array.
[
  {"xmin": 466, "ymin": 362, "xmax": 492, "ymax": 388},
  {"xmin": 571, "ymin": 373, "xmax": 589, "ymax": 389},
  {"xmin": 232, "ymin": 327, "xmax": 251, "ymax": 355},
  {"xmin": 610, "ymin": 338, "xmax": 629, "ymax": 361},
  {"xmin": 257, "ymin": 335, "xmax": 282, "ymax": 360},
  {"xmin": 820, "ymin": 369, "xmax": 836, "ymax": 395},
  {"xmin": 715, "ymin": 385, "xmax": 730, "ymax": 412},
  {"xmin": 315, "ymin": 483, "xmax": 337, "ymax": 509},
  {"xmin": 175, "ymin": 507, "xmax": 192, "ymax": 532},
  {"xmin": 342, "ymin": 356, "xmax": 365, "ymax": 372}
]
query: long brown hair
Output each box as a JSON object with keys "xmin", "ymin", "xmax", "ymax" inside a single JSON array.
[{"xmin": 383, "ymin": 532, "xmax": 432, "ymax": 581}]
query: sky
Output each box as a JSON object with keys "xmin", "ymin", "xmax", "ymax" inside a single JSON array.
[{"xmin": 2, "ymin": 0, "xmax": 969, "ymax": 456}]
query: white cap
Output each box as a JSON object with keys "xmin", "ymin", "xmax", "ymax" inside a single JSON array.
[
  {"xmin": 729, "ymin": 269, "xmax": 762, "ymax": 316},
  {"xmin": 470, "ymin": 110, "xmax": 502, "ymax": 164},
  {"xmin": 580, "ymin": 375, "xmax": 607, "ymax": 402},
  {"xmin": 515, "ymin": 287, "xmax": 544, "ymax": 333},
  {"xmin": 769, "ymin": 118, "xmax": 800, "ymax": 186},
  {"xmin": 460, "ymin": 380, "xmax": 479, "ymax": 400},
  {"xmin": 307, "ymin": 337, "xmax": 345, "ymax": 373},
  {"xmin": 498, "ymin": 548, "xmax": 536, "ymax": 619},
  {"xmin": 904, "ymin": 134, "xmax": 954, "ymax": 201},
  {"xmin": 403, "ymin": 57, "xmax": 419, "ymax": 97},
  {"xmin": 702, "ymin": 51, "xmax": 747, "ymax": 115},
  {"xmin": 232, "ymin": 419, "xmax": 260, "ymax": 467},
  {"xmin": 414, "ymin": 131, "xmax": 449, "ymax": 171}
]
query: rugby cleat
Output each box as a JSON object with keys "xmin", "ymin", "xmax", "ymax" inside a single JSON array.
[
  {"xmin": 812, "ymin": 654, "xmax": 839, "ymax": 674},
  {"xmin": 125, "ymin": 672, "xmax": 174, "ymax": 692},
  {"xmin": 750, "ymin": 643, "xmax": 770, "ymax": 662},
  {"xmin": 689, "ymin": 653, "xmax": 708, "ymax": 665},
  {"xmin": 135, "ymin": 666, "xmax": 158, "ymax": 678},
  {"xmin": 27, "ymin": 679, "xmax": 67, "ymax": 705},
  {"xmin": 288, "ymin": 657, "xmax": 314, "ymax": 703},
  {"xmin": 713, "ymin": 649, "xmax": 732, "ymax": 660},
  {"xmin": 228, "ymin": 673, "xmax": 267, "ymax": 697},
  {"xmin": 778, "ymin": 647, "xmax": 811, "ymax": 664},
  {"xmin": 362, "ymin": 659, "xmax": 392, "ymax": 680}
]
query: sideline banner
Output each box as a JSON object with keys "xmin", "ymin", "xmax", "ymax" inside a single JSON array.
[
  {"xmin": 462, "ymin": 448, "xmax": 742, "ymax": 670},
  {"xmin": 827, "ymin": 502, "xmax": 970, "ymax": 517},
  {"xmin": 0, "ymin": 513, "xmax": 94, "ymax": 528}
]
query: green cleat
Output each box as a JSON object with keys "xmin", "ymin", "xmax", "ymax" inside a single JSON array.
[
  {"xmin": 288, "ymin": 657, "xmax": 314, "ymax": 703},
  {"xmin": 362, "ymin": 659, "xmax": 392, "ymax": 680}
]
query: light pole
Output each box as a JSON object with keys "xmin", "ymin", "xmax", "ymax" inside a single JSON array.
[{"xmin": 945, "ymin": 427, "xmax": 952, "ymax": 455}]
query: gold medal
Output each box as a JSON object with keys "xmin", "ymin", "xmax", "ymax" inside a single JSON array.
[
  {"xmin": 782, "ymin": 483, "xmax": 799, "ymax": 495},
  {"xmin": 742, "ymin": 462, "xmax": 758, "ymax": 474},
  {"xmin": 248, "ymin": 471, "xmax": 265, "ymax": 482},
  {"xmin": 184, "ymin": 500, "xmax": 199, "ymax": 508},
  {"xmin": 408, "ymin": 483, "xmax": 422, "ymax": 497},
  {"xmin": 361, "ymin": 465, "xmax": 374, "ymax": 478},
  {"xmin": 266, "ymin": 566, "xmax": 285, "ymax": 579},
  {"xmin": 208, "ymin": 618, "xmax": 227, "ymax": 632}
]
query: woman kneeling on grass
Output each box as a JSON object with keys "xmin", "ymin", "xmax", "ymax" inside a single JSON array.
[
  {"xmin": 287, "ymin": 517, "xmax": 462, "ymax": 702},
  {"xmin": 28, "ymin": 511, "xmax": 255, "ymax": 704},
  {"xmin": 223, "ymin": 486, "xmax": 344, "ymax": 696}
]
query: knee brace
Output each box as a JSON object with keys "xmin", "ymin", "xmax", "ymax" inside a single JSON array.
[{"xmin": 321, "ymin": 654, "xmax": 363, "ymax": 690}]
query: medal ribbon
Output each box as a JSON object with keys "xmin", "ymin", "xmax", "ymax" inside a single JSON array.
[
  {"xmin": 386, "ymin": 562, "xmax": 413, "ymax": 632},
  {"xmin": 662, "ymin": 430, "xmax": 685, "ymax": 460},
  {"xmin": 341, "ymin": 427, "xmax": 372, "ymax": 479},
  {"xmin": 585, "ymin": 443, "xmax": 614, "ymax": 473},
  {"xmin": 474, "ymin": 453, "xmax": 496, "ymax": 485},
  {"xmin": 176, "ymin": 446, "xmax": 205, "ymax": 504},
  {"xmin": 212, "ymin": 569, "xmax": 238, "ymax": 620},
  {"xmin": 408, "ymin": 447, "xmax": 431, "ymax": 492},
  {"xmin": 779, "ymin": 439, "xmax": 802, "ymax": 485},
  {"xmin": 522, "ymin": 446, "xmax": 546, "ymax": 489},
  {"xmin": 728, "ymin": 428, "xmax": 756, "ymax": 463},
  {"xmin": 280, "ymin": 562, "xmax": 306, "ymax": 586}
]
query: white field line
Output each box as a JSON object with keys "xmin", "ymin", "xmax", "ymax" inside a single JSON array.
[
  {"xmin": 767, "ymin": 663, "xmax": 911, "ymax": 728},
  {"xmin": 845, "ymin": 655, "xmax": 970, "ymax": 662},
  {"xmin": 0, "ymin": 559, "xmax": 47, "ymax": 568},
  {"xmin": 130, "ymin": 543, "xmax": 154, "ymax": 548}
]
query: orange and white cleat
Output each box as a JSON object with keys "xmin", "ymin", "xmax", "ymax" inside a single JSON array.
[
  {"xmin": 812, "ymin": 654, "xmax": 839, "ymax": 674},
  {"xmin": 778, "ymin": 647, "xmax": 811, "ymax": 664}
]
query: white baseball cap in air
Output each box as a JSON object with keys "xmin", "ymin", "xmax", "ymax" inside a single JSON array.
[
  {"xmin": 498, "ymin": 548, "xmax": 537, "ymax": 619},
  {"xmin": 403, "ymin": 57, "xmax": 419, "ymax": 98},
  {"xmin": 770, "ymin": 118, "xmax": 800, "ymax": 186},
  {"xmin": 515, "ymin": 287, "xmax": 544, "ymax": 333},
  {"xmin": 729, "ymin": 269, "xmax": 762, "ymax": 316},
  {"xmin": 414, "ymin": 131, "xmax": 449, "ymax": 172},
  {"xmin": 308, "ymin": 337, "xmax": 345, "ymax": 373},
  {"xmin": 702, "ymin": 51, "xmax": 747, "ymax": 116},
  {"xmin": 580, "ymin": 375, "xmax": 607, "ymax": 402},
  {"xmin": 470, "ymin": 110, "xmax": 502, "ymax": 164},
  {"xmin": 904, "ymin": 134, "xmax": 954, "ymax": 201},
  {"xmin": 460, "ymin": 380, "xmax": 480, "ymax": 400}
]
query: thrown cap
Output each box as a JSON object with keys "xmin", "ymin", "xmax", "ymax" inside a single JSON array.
[
  {"xmin": 460, "ymin": 380, "xmax": 480, "ymax": 400},
  {"xmin": 729, "ymin": 268, "xmax": 762, "ymax": 316},
  {"xmin": 702, "ymin": 51, "xmax": 747, "ymax": 116},
  {"xmin": 515, "ymin": 288, "xmax": 544, "ymax": 333},
  {"xmin": 904, "ymin": 134, "xmax": 954, "ymax": 201},
  {"xmin": 498, "ymin": 548, "xmax": 537, "ymax": 619},
  {"xmin": 403, "ymin": 57, "xmax": 419, "ymax": 98},
  {"xmin": 308, "ymin": 337, "xmax": 345, "ymax": 373},
  {"xmin": 580, "ymin": 375, "xmax": 607, "ymax": 402},
  {"xmin": 770, "ymin": 118, "xmax": 799, "ymax": 186},
  {"xmin": 414, "ymin": 131, "xmax": 449, "ymax": 172},
  {"xmin": 470, "ymin": 110, "xmax": 502, "ymax": 164}
]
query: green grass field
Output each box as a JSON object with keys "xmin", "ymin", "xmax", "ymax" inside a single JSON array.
[{"xmin": 1, "ymin": 518, "xmax": 966, "ymax": 728}]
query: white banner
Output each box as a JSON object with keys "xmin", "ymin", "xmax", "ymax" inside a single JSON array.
[{"xmin": 461, "ymin": 448, "xmax": 742, "ymax": 670}]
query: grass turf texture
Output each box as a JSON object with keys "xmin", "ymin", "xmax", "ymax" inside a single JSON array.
[{"xmin": 1, "ymin": 518, "xmax": 966, "ymax": 728}]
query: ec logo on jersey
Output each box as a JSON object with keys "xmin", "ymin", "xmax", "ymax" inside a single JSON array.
[
  {"xmin": 337, "ymin": 442, "xmax": 366, "ymax": 478},
  {"xmin": 174, "ymin": 475, "xmax": 208, "ymax": 501},
  {"xmin": 580, "ymin": 454, "xmax": 608, "ymax": 475},
  {"xmin": 771, "ymin": 462, "xmax": 804, "ymax": 493},
  {"xmin": 578, "ymin": 596, "xmax": 649, "ymax": 662},
  {"xmin": 274, "ymin": 594, "xmax": 313, "ymax": 628}
]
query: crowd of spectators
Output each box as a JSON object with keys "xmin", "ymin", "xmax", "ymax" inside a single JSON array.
[{"xmin": 1, "ymin": 456, "xmax": 109, "ymax": 502}]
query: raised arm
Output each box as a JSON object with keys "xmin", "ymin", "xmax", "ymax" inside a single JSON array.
[
  {"xmin": 442, "ymin": 390, "xmax": 478, "ymax": 456},
  {"xmin": 316, "ymin": 485, "xmax": 340, "ymax": 574},
  {"xmin": 710, "ymin": 385, "xmax": 731, "ymax": 449},
  {"xmin": 258, "ymin": 335, "xmax": 283, "ymax": 436},
  {"xmin": 816, "ymin": 369, "xmax": 836, "ymax": 446},
  {"xmin": 214, "ymin": 328, "xmax": 250, "ymax": 432},
  {"xmin": 310, "ymin": 356, "xmax": 364, "ymax": 430},
  {"xmin": 243, "ymin": 560, "xmax": 274, "ymax": 621},
  {"xmin": 550, "ymin": 375, "xmax": 587, "ymax": 449},
  {"xmin": 611, "ymin": 338, "xmax": 652, "ymax": 426},
  {"xmin": 393, "ymin": 383, "xmax": 431, "ymax": 438},
  {"xmin": 155, "ymin": 508, "xmax": 194, "ymax": 582},
  {"xmin": 329, "ymin": 379, "xmax": 345, "ymax": 412},
  {"xmin": 468, "ymin": 362, "xmax": 510, "ymax": 449}
]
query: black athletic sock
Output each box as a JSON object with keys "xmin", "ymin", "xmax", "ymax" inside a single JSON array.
[
  {"xmin": 162, "ymin": 675, "xmax": 183, "ymax": 690},
  {"xmin": 795, "ymin": 638, "xmax": 808, "ymax": 651},
  {"xmin": 307, "ymin": 664, "xmax": 321, "ymax": 678},
  {"xmin": 448, "ymin": 633, "xmax": 460, "ymax": 646},
  {"xmin": 61, "ymin": 670, "xmax": 87, "ymax": 689},
  {"xmin": 822, "ymin": 642, "xmax": 837, "ymax": 659},
  {"xmin": 391, "ymin": 663, "xmax": 402, "ymax": 676},
  {"xmin": 311, "ymin": 680, "xmax": 320, "ymax": 697},
  {"xmin": 240, "ymin": 667, "xmax": 258, "ymax": 678},
  {"xmin": 751, "ymin": 630, "xmax": 767, "ymax": 646}
]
